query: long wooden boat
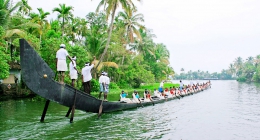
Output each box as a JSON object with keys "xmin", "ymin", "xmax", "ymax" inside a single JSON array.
[{"xmin": 19, "ymin": 39, "xmax": 209, "ymax": 114}]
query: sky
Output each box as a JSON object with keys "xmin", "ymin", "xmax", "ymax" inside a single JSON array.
[{"xmin": 27, "ymin": 0, "xmax": 260, "ymax": 74}]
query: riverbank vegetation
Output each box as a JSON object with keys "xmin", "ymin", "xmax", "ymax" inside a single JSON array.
[
  {"xmin": 227, "ymin": 56, "xmax": 260, "ymax": 82},
  {"xmin": 0, "ymin": 0, "xmax": 175, "ymax": 97},
  {"xmin": 173, "ymin": 55, "xmax": 260, "ymax": 83}
]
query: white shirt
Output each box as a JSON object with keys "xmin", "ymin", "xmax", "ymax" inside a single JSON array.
[
  {"xmin": 160, "ymin": 82, "xmax": 164, "ymax": 87},
  {"xmin": 180, "ymin": 82, "xmax": 184, "ymax": 87},
  {"xmin": 69, "ymin": 60, "xmax": 77, "ymax": 75},
  {"xmin": 99, "ymin": 75, "xmax": 106, "ymax": 84},
  {"xmin": 105, "ymin": 75, "xmax": 110, "ymax": 85},
  {"xmin": 82, "ymin": 64, "xmax": 94, "ymax": 82},
  {"xmin": 56, "ymin": 48, "xmax": 69, "ymax": 60}
]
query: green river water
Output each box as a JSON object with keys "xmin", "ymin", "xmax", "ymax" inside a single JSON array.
[{"xmin": 1, "ymin": 80, "xmax": 260, "ymax": 140}]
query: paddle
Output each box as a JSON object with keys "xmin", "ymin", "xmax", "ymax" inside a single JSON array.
[
  {"xmin": 98, "ymin": 83, "xmax": 105, "ymax": 118},
  {"xmin": 70, "ymin": 89, "xmax": 77, "ymax": 123},
  {"xmin": 138, "ymin": 98, "xmax": 144, "ymax": 108},
  {"xmin": 98, "ymin": 100, "xmax": 103, "ymax": 118}
]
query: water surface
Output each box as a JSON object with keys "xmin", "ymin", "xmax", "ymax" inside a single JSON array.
[{"xmin": 1, "ymin": 80, "xmax": 260, "ymax": 140}]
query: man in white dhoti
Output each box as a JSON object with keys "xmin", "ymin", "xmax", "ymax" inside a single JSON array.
[
  {"xmin": 69, "ymin": 56, "xmax": 79, "ymax": 87},
  {"xmin": 56, "ymin": 44, "xmax": 74, "ymax": 84}
]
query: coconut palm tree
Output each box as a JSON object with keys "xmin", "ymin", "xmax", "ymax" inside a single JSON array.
[
  {"xmin": 94, "ymin": 0, "xmax": 141, "ymax": 68},
  {"xmin": 234, "ymin": 57, "xmax": 243, "ymax": 76},
  {"xmin": 0, "ymin": 0, "xmax": 22, "ymax": 28},
  {"xmin": 18, "ymin": 0, "xmax": 32, "ymax": 15},
  {"xmin": 118, "ymin": 7, "xmax": 144, "ymax": 43},
  {"xmin": 29, "ymin": 8, "xmax": 50, "ymax": 46},
  {"xmin": 52, "ymin": 4, "xmax": 73, "ymax": 36}
]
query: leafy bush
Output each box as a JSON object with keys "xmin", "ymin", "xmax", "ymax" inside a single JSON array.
[
  {"xmin": 237, "ymin": 76, "xmax": 246, "ymax": 82},
  {"xmin": 91, "ymin": 79, "xmax": 99, "ymax": 92},
  {"xmin": 109, "ymin": 82, "xmax": 120, "ymax": 89}
]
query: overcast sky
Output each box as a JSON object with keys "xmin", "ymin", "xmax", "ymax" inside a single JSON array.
[{"xmin": 28, "ymin": 0, "xmax": 260, "ymax": 74}]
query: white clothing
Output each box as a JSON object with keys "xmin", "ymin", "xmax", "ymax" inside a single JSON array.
[
  {"xmin": 82, "ymin": 64, "xmax": 94, "ymax": 82},
  {"xmin": 132, "ymin": 93, "xmax": 139, "ymax": 103},
  {"xmin": 56, "ymin": 48, "xmax": 69, "ymax": 60},
  {"xmin": 57, "ymin": 60, "xmax": 68, "ymax": 71},
  {"xmin": 69, "ymin": 60, "xmax": 77, "ymax": 79},
  {"xmin": 105, "ymin": 76, "xmax": 110, "ymax": 85},
  {"xmin": 160, "ymin": 82, "xmax": 164, "ymax": 87},
  {"xmin": 99, "ymin": 75, "xmax": 106, "ymax": 84}
]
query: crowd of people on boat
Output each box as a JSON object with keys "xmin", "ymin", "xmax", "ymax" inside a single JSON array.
[
  {"xmin": 120, "ymin": 80, "xmax": 211, "ymax": 103},
  {"xmin": 55, "ymin": 43, "xmax": 211, "ymax": 103}
]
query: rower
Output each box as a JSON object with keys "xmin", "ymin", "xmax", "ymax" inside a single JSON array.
[
  {"xmin": 144, "ymin": 89, "xmax": 152, "ymax": 101},
  {"xmin": 98, "ymin": 71, "xmax": 106, "ymax": 99},
  {"xmin": 103, "ymin": 72, "xmax": 110, "ymax": 101},
  {"xmin": 120, "ymin": 90, "xmax": 131, "ymax": 102},
  {"xmin": 132, "ymin": 90, "xmax": 140, "ymax": 103},
  {"xmin": 81, "ymin": 56, "xmax": 96, "ymax": 94},
  {"xmin": 69, "ymin": 56, "xmax": 79, "ymax": 87},
  {"xmin": 56, "ymin": 44, "xmax": 74, "ymax": 84}
]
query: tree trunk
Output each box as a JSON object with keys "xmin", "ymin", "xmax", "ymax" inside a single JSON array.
[
  {"xmin": 95, "ymin": 3, "xmax": 117, "ymax": 69},
  {"xmin": 62, "ymin": 16, "xmax": 65, "ymax": 36}
]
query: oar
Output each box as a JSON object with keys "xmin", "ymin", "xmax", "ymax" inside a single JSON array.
[
  {"xmin": 149, "ymin": 97, "xmax": 155, "ymax": 106},
  {"xmin": 98, "ymin": 83, "xmax": 105, "ymax": 118},
  {"xmin": 98, "ymin": 99, "xmax": 104, "ymax": 118},
  {"xmin": 175, "ymin": 93, "xmax": 180, "ymax": 100},
  {"xmin": 138, "ymin": 98, "xmax": 144, "ymax": 108},
  {"xmin": 70, "ymin": 89, "xmax": 77, "ymax": 123}
]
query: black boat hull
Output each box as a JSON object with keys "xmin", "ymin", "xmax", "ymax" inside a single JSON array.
[{"xmin": 19, "ymin": 39, "xmax": 208, "ymax": 113}]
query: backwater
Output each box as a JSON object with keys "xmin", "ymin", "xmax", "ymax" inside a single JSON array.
[{"xmin": 1, "ymin": 80, "xmax": 260, "ymax": 140}]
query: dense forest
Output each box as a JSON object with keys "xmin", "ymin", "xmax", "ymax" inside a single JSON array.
[{"xmin": 0, "ymin": 0, "xmax": 175, "ymax": 89}]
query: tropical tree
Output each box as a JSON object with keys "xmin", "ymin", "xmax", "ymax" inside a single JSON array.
[
  {"xmin": 234, "ymin": 57, "xmax": 243, "ymax": 76},
  {"xmin": 95, "ymin": 0, "xmax": 140, "ymax": 68},
  {"xmin": 118, "ymin": 7, "xmax": 144, "ymax": 43},
  {"xmin": 52, "ymin": 3, "xmax": 73, "ymax": 36},
  {"xmin": 0, "ymin": 0, "xmax": 23, "ymax": 28},
  {"xmin": 29, "ymin": 8, "xmax": 50, "ymax": 46},
  {"xmin": 18, "ymin": 0, "xmax": 32, "ymax": 15}
]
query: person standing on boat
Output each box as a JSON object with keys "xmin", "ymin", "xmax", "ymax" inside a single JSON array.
[
  {"xmin": 179, "ymin": 80, "xmax": 184, "ymax": 91},
  {"xmin": 103, "ymin": 72, "xmax": 110, "ymax": 101},
  {"xmin": 98, "ymin": 71, "xmax": 106, "ymax": 99},
  {"xmin": 56, "ymin": 44, "xmax": 74, "ymax": 84},
  {"xmin": 69, "ymin": 56, "xmax": 79, "ymax": 87},
  {"xmin": 82, "ymin": 56, "xmax": 96, "ymax": 94}
]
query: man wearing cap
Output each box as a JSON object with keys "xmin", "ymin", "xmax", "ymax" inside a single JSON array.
[
  {"xmin": 56, "ymin": 44, "xmax": 74, "ymax": 84},
  {"xmin": 69, "ymin": 56, "xmax": 79, "ymax": 87},
  {"xmin": 103, "ymin": 72, "xmax": 110, "ymax": 101},
  {"xmin": 98, "ymin": 71, "xmax": 106, "ymax": 99},
  {"xmin": 81, "ymin": 56, "xmax": 96, "ymax": 94}
]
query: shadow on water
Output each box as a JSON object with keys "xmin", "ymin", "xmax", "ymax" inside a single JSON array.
[{"xmin": 1, "ymin": 80, "xmax": 260, "ymax": 139}]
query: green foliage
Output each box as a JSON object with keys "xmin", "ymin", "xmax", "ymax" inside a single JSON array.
[
  {"xmin": 90, "ymin": 79, "xmax": 99, "ymax": 92},
  {"xmin": 0, "ymin": 26, "xmax": 10, "ymax": 79},
  {"xmin": 237, "ymin": 76, "xmax": 246, "ymax": 82},
  {"xmin": 109, "ymin": 82, "xmax": 120, "ymax": 89},
  {"xmin": 140, "ymin": 83, "xmax": 180, "ymax": 90}
]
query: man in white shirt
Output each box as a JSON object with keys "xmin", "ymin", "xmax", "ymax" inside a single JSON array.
[
  {"xmin": 98, "ymin": 72, "xmax": 106, "ymax": 99},
  {"xmin": 56, "ymin": 44, "xmax": 74, "ymax": 84},
  {"xmin": 69, "ymin": 56, "xmax": 79, "ymax": 87},
  {"xmin": 103, "ymin": 72, "xmax": 110, "ymax": 101},
  {"xmin": 81, "ymin": 56, "xmax": 96, "ymax": 94}
]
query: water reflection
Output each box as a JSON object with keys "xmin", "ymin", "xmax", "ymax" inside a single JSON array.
[{"xmin": 1, "ymin": 80, "xmax": 260, "ymax": 139}]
